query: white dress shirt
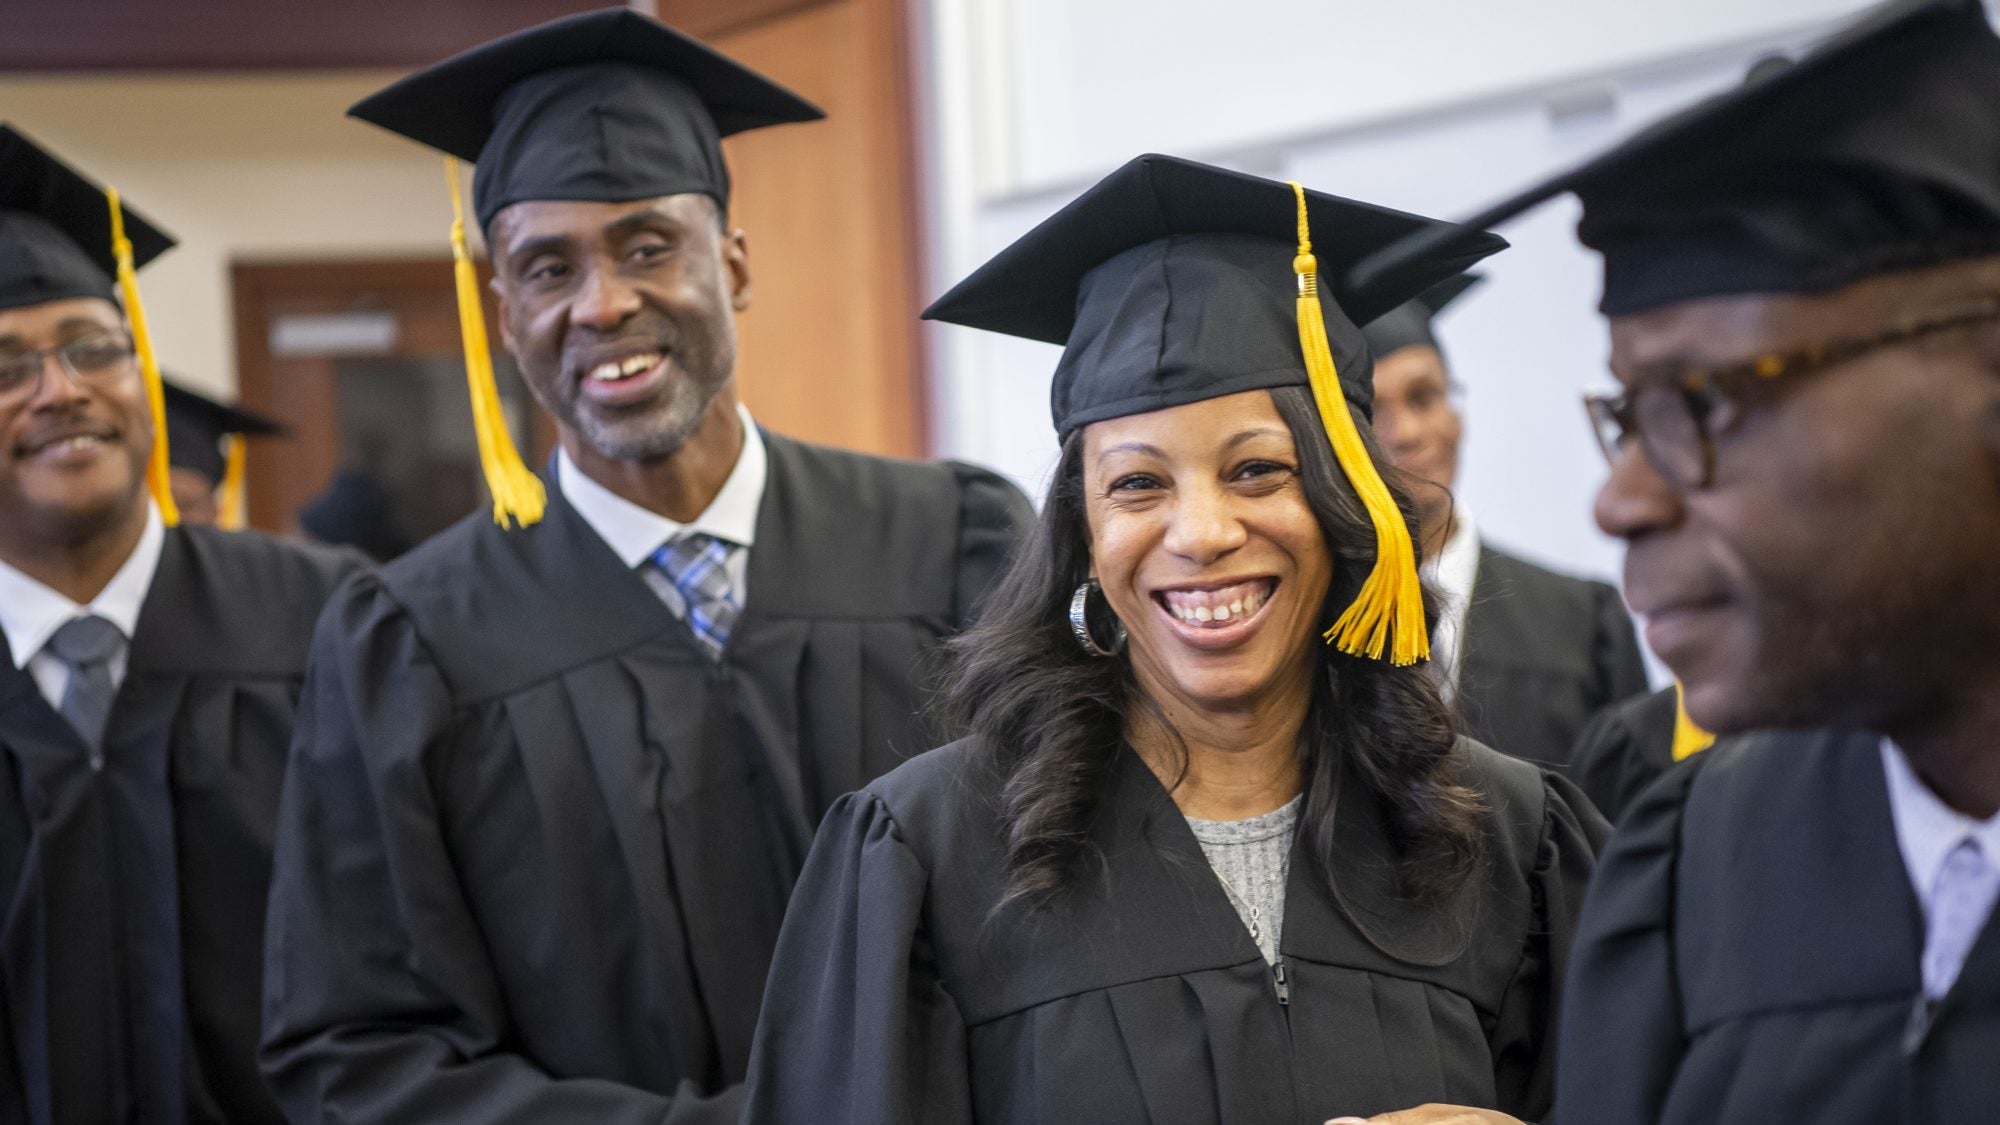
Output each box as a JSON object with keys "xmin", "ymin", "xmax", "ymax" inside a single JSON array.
[
  {"xmin": 1418, "ymin": 510, "xmax": 1481, "ymax": 701},
  {"xmin": 1881, "ymin": 740, "xmax": 2000, "ymax": 997},
  {"xmin": 558, "ymin": 403, "xmax": 767, "ymax": 618},
  {"xmin": 0, "ymin": 502, "xmax": 165, "ymax": 708}
]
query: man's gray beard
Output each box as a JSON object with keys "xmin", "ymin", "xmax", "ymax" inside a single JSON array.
[{"xmin": 567, "ymin": 381, "xmax": 716, "ymax": 462}]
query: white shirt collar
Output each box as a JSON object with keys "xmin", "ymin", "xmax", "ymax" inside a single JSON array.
[
  {"xmin": 0, "ymin": 502, "xmax": 165, "ymax": 668},
  {"xmin": 1423, "ymin": 509, "xmax": 1481, "ymax": 605},
  {"xmin": 1882, "ymin": 739, "xmax": 2000, "ymax": 898},
  {"xmin": 1418, "ymin": 509, "xmax": 1481, "ymax": 692},
  {"xmin": 558, "ymin": 403, "xmax": 767, "ymax": 568}
]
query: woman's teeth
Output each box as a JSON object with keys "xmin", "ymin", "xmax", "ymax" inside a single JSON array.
[
  {"xmin": 1162, "ymin": 581, "xmax": 1272, "ymax": 626},
  {"xmin": 588, "ymin": 353, "xmax": 663, "ymax": 382}
]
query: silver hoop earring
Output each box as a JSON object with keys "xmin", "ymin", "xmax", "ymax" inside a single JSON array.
[{"xmin": 1069, "ymin": 579, "xmax": 1127, "ymax": 657}]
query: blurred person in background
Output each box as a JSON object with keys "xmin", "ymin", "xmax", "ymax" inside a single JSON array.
[
  {"xmin": 160, "ymin": 378, "xmax": 285, "ymax": 528},
  {"xmin": 1363, "ymin": 276, "xmax": 1647, "ymax": 771}
]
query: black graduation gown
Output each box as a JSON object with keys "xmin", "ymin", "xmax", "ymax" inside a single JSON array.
[
  {"xmin": 741, "ymin": 736, "xmax": 1606, "ymax": 1125},
  {"xmin": 1565, "ymin": 686, "xmax": 1679, "ymax": 823},
  {"xmin": 1557, "ymin": 729, "xmax": 2000, "ymax": 1124},
  {"xmin": 1458, "ymin": 546, "xmax": 1650, "ymax": 771},
  {"xmin": 0, "ymin": 526, "xmax": 359, "ymax": 1125},
  {"xmin": 260, "ymin": 433, "xmax": 1031, "ymax": 1124}
]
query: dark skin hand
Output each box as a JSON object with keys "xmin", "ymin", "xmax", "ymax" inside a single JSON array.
[{"xmin": 1328, "ymin": 1105, "xmax": 1525, "ymax": 1124}]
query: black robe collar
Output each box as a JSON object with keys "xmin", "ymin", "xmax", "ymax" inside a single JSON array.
[
  {"xmin": 948, "ymin": 743, "xmax": 1523, "ymax": 1024},
  {"xmin": 422, "ymin": 432, "xmax": 964, "ymax": 704}
]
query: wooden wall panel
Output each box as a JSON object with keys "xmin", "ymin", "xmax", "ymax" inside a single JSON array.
[
  {"xmin": 717, "ymin": 0, "xmax": 927, "ymax": 457},
  {"xmin": 663, "ymin": 0, "xmax": 832, "ymax": 37},
  {"xmin": 0, "ymin": 0, "xmax": 832, "ymax": 72},
  {"xmin": 0, "ymin": 0, "xmax": 599, "ymax": 72}
]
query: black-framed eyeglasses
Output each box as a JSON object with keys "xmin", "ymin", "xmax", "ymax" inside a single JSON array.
[
  {"xmin": 0, "ymin": 330, "xmax": 139, "ymax": 405},
  {"xmin": 1583, "ymin": 294, "xmax": 2000, "ymax": 489}
]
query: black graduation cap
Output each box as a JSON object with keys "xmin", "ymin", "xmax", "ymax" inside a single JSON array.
[
  {"xmin": 348, "ymin": 7, "xmax": 824, "ymax": 229},
  {"xmin": 925, "ymin": 154, "xmax": 1506, "ymax": 666},
  {"xmin": 1361, "ymin": 273, "xmax": 1483, "ymax": 362},
  {"xmin": 163, "ymin": 379, "xmax": 286, "ymax": 485},
  {"xmin": 0, "ymin": 124, "xmax": 174, "ymax": 313},
  {"xmin": 1351, "ymin": 0, "xmax": 2000, "ymax": 315},
  {"xmin": 924, "ymin": 154, "xmax": 1505, "ymax": 442}
]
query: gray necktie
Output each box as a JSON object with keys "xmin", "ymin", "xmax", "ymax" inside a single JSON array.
[
  {"xmin": 1923, "ymin": 839, "xmax": 2000, "ymax": 999},
  {"xmin": 45, "ymin": 614, "xmax": 123, "ymax": 764}
]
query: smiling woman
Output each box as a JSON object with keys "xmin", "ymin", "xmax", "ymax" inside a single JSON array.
[
  {"xmin": 1087, "ymin": 393, "xmax": 1331, "ymax": 717},
  {"xmin": 739, "ymin": 156, "xmax": 1606, "ymax": 1125}
]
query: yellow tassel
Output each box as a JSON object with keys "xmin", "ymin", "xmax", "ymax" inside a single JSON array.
[
  {"xmin": 1288, "ymin": 182, "xmax": 1428, "ymax": 665},
  {"xmin": 218, "ymin": 433, "xmax": 247, "ymax": 530},
  {"xmin": 445, "ymin": 158, "xmax": 545, "ymax": 528},
  {"xmin": 106, "ymin": 186, "xmax": 179, "ymax": 527},
  {"xmin": 1670, "ymin": 681, "xmax": 1716, "ymax": 761}
]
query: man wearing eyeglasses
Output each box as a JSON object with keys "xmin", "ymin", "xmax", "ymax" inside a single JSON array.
[
  {"xmin": 0, "ymin": 126, "xmax": 359, "ymax": 1123},
  {"xmin": 1364, "ymin": 275, "xmax": 1648, "ymax": 771},
  {"xmin": 1357, "ymin": 1, "xmax": 2000, "ymax": 1121}
]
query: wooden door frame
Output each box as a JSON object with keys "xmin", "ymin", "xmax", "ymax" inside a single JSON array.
[{"xmin": 230, "ymin": 258, "xmax": 554, "ymax": 531}]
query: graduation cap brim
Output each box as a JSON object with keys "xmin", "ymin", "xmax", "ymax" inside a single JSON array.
[
  {"xmin": 1361, "ymin": 272, "xmax": 1485, "ymax": 359},
  {"xmin": 163, "ymin": 380, "xmax": 287, "ymax": 440},
  {"xmin": 925, "ymin": 154, "xmax": 1506, "ymax": 343},
  {"xmin": 163, "ymin": 379, "xmax": 287, "ymax": 485},
  {"xmin": 1417, "ymin": 272, "xmax": 1483, "ymax": 318},
  {"xmin": 0, "ymin": 123, "xmax": 174, "ymax": 304},
  {"xmin": 1347, "ymin": 0, "xmax": 1977, "ymax": 293},
  {"xmin": 347, "ymin": 7, "xmax": 824, "ymax": 163}
]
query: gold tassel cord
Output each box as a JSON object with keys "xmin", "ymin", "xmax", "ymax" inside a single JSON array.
[
  {"xmin": 446, "ymin": 158, "xmax": 546, "ymax": 528},
  {"xmin": 219, "ymin": 433, "xmax": 247, "ymax": 530},
  {"xmin": 1288, "ymin": 182, "xmax": 1428, "ymax": 665},
  {"xmin": 1671, "ymin": 681, "xmax": 1717, "ymax": 761},
  {"xmin": 106, "ymin": 186, "xmax": 179, "ymax": 526}
]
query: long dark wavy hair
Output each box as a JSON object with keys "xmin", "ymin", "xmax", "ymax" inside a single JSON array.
[{"xmin": 941, "ymin": 385, "xmax": 1487, "ymax": 954}]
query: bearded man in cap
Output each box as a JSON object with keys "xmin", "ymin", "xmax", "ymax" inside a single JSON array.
[{"xmin": 258, "ymin": 9, "xmax": 1029, "ymax": 1122}]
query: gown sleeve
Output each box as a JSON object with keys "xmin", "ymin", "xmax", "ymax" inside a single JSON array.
[
  {"xmin": 1567, "ymin": 688, "xmax": 1677, "ymax": 824},
  {"xmin": 947, "ymin": 462, "xmax": 1035, "ymax": 628},
  {"xmin": 739, "ymin": 791, "xmax": 974, "ymax": 1125},
  {"xmin": 260, "ymin": 573, "xmax": 735, "ymax": 1125},
  {"xmin": 1591, "ymin": 581, "xmax": 1651, "ymax": 709},
  {"xmin": 1550, "ymin": 756, "xmax": 1704, "ymax": 1125},
  {"xmin": 1490, "ymin": 770, "xmax": 1610, "ymax": 1122}
]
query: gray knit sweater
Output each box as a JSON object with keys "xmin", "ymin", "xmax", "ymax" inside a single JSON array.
[{"xmin": 1185, "ymin": 795, "xmax": 1302, "ymax": 965}]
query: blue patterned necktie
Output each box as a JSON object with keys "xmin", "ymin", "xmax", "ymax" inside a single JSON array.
[
  {"xmin": 1923, "ymin": 839, "xmax": 1999, "ymax": 999},
  {"xmin": 45, "ymin": 614, "xmax": 124, "ymax": 765},
  {"xmin": 649, "ymin": 533, "xmax": 741, "ymax": 660}
]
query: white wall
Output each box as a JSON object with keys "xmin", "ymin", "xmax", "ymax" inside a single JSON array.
[
  {"xmin": 991, "ymin": 0, "xmax": 1876, "ymax": 198},
  {"xmin": 0, "ymin": 72, "xmax": 455, "ymax": 401},
  {"xmin": 918, "ymin": 0, "xmax": 1897, "ymax": 597}
]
